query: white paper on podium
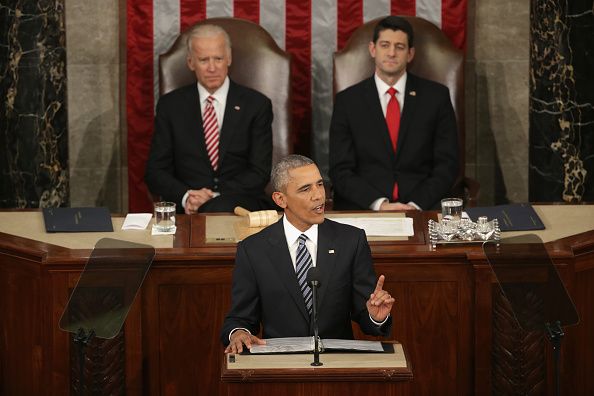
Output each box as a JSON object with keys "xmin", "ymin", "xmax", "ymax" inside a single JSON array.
[
  {"xmin": 249, "ymin": 337, "xmax": 384, "ymax": 354},
  {"xmin": 330, "ymin": 217, "xmax": 414, "ymax": 237},
  {"xmin": 121, "ymin": 213, "xmax": 152, "ymax": 230}
]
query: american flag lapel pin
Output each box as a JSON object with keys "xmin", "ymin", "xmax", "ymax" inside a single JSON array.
[
  {"xmin": 409, "ymin": 91, "xmax": 416, "ymax": 96},
  {"xmin": 234, "ymin": 105, "xmax": 240, "ymax": 110},
  {"xmin": 328, "ymin": 249, "xmax": 335, "ymax": 254}
]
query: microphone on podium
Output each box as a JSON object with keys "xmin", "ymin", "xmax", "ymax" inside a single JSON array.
[
  {"xmin": 306, "ymin": 267, "xmax": 323, "ymax": 366},
  {"xmin": 306, "ymin": 266, "xmax": 321, "ymax": 287}
]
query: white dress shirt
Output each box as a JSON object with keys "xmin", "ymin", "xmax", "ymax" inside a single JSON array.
[
  {"xmin": 282, "ymin": 215, "xmax": 318, "ymax": 271},
  {"xmin": 375, "ymin": 72, "xmax": 407, "ymax": 117},
  {"xmin": 197, "ymin": 76, "xmax": 230, "ymax": 130}
]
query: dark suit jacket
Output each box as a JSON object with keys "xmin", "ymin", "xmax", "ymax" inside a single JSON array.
[
  {"xmin": 145, "ymin": 80, "xmax": 273, "ymax": 210},
  {"xmin": 220, "ymin": 218, "xmax": 392, "ymax": 345},
  {"xmin": 329, "ymin": 73, "xmax": 459, "ymax": 210}
]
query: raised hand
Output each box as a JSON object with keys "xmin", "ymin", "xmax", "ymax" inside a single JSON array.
[{"xmin": 366, "ymin": 275, "xmax": 395, "ymax": 322}]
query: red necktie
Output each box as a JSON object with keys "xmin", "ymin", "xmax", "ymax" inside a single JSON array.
[
  {"xmin": 386, "ymin": 87, "xmax": 401, "ymax": 201},
  {"xmin": 203, "ymin": 96, "xmax": 219, "ymax": 171}
]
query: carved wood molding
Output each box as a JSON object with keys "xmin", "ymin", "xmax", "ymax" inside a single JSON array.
[{"xmin": 492, "ymin": 287, "xmax": 546, "ymax": 395}]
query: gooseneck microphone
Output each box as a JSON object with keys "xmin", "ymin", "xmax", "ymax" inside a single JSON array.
[{"xmin": 306, "ymin": 267, "xmax": 323, "ymax": 366}]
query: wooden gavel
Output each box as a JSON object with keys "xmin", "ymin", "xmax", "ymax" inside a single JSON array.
[{"xmin": 234, "ymin": 207, "xmax": 279, "ymax": 227}]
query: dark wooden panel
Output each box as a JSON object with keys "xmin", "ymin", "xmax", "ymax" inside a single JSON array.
[
  {"xmin": 65, "ymin": 287, "xmax": 126, "ymax": 396},
  {"xmin": 224, "ymin": 381, "xmax": 412, "ymax": 396},
  {"xmin": 572, "ymin": 254, "xmax": 594, "ymax": 395},
  {"xmin": 474, "ymin": 258, "xmax": 582, "ymax": 396},
  {"xmin": 491, "ymin": 287, "xmax": 546, "ymax": 395},
  {"xmin": 143, "ymin": 266, "xmax": 232, "ymax": 396},
  {"xmin": 0, "ymin": 254, "xmax": 44, "ymax": 396},
  {"xmin": 373, "ymin": 261, "xmax": 473, "ymax": 396}
]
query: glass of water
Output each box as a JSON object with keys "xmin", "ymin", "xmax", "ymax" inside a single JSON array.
[
  {"xmin": 154, "ymin": 202, "xmax": 176, "ymax": 232},
  {"xmin": 441, "ymin": 197, "xmax": 463, "ymax": 224}
]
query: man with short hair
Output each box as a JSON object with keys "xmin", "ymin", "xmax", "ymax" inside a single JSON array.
[
  {"xmin": 329, "ymin": 16, "xmax": 459, "ymax": 211},
  {"xmin": 222, "ymin": 154, "xmax": 394, "ymax": 353},
  {"xmin": 145, "ymin": 24, "xmax": 273, "ymax": 213}
]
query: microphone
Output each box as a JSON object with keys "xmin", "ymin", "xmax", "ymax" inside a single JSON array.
[
  {"xmin": 306, "ymin": 266, "xmax": 321, "ymax": 287},
  {"xmin": 306, "ymin": 267, "xmax": 323, "ymax": 366}
]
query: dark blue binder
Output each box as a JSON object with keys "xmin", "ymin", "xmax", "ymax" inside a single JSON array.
[
  {"xmin": 42, "ymin": 207, "xmax": 114, "ymax": 232},
  {"xmin": 466, "ymin": 203, "xmax": 545, "ymax": 231}
]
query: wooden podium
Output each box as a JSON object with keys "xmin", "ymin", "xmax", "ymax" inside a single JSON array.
[
  {"xmin": 221, "ymin": 342, "xmax": 413, "ymax": 395},
  {"xmin": 1, "ymin": 206, "xmax": 594, "ymax": 395}
]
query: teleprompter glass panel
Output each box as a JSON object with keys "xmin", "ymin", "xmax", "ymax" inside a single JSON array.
[
  {"xmin": 59, "ymin": 238, "xmax": 155, "ymax": 339},
  {"xmin": 483, "ymin": 234, "xmax": 579, "ymax": 332}
]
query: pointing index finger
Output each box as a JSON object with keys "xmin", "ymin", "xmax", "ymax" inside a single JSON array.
[{"xmin": 375, "ymin": 274, "xmax": 385, "ymax": 292}]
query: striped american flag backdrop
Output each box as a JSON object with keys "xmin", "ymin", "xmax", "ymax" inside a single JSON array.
[{"xmin": 127, "ymin": 0, "xmax": 467, "ymax": 212}]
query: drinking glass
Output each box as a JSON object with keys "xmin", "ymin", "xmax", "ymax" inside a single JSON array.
[
  {"xmin": 441, "ymin": 198, "xmax": 463, "ymax": 224},
  {"xmin": 154, "ymin": 202, "xmax": 176, "ymax": 232}
]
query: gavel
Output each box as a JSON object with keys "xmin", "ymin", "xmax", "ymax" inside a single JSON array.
[{"xmin": 234, "ymin": 207, "xmax": 279, "ymax": 227}]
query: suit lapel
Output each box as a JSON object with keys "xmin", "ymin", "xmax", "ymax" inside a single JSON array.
[
  {"xmin": 395, "ymin": 73, "xmax": 419, "ymax": 160},
  {"xmin": 218, "ymin": 80, "xmax": 243, "ymax": 168},
  {"xmin": 266, "ymin": 220, "xmax": 311, "ymax": 323},
  {"xmin": 315, "ymin": 220, "xmax": 337, "ymax": 312},
  {"xmin": 362, "ymin": 78, "xmax": 395, "ymax": 160}
]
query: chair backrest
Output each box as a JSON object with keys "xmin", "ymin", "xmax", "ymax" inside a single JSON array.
[
  {"xmin": 333, "ymin": 16, "xmax": 465, "ymax": 178},
  {"xmin": 159, "ymin": 17, "xmax": 292, "ymax": 168}
]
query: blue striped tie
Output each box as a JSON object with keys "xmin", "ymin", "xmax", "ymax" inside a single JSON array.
[{"xmin": 296, "ymin": 234, "xmax": 313, "ymax": 315}]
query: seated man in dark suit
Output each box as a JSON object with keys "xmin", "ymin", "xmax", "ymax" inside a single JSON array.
[
  {"xmin": 329, "ymin": 16, "xmax": 459, "ymax": 211},
  {"xmin": 222, "ymin": 155, "xmax": 395, "ymax": 353},
  {"xmin": 145, "ymin": 24, "xmax": 273, "ymax": 213}
]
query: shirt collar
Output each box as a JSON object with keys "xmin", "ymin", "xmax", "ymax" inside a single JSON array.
[
  {"xmin": 374, "ymin": 72, "xmax": 407, "ymax": 97},
  {"xmin": 197, "ymin": 76, "xmax": 230, "ymax": 104},
  {"xmin": 282, "ymin": 215, "xmax": 318, "ymax": 247}
]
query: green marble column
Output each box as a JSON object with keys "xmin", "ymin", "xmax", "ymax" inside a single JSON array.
[
  {"xmin": 529, "ymin": 0, "xmax": 594, "ymax": 201},
  {"xmin": 0, "ymin": 1, "xmax": 68, "ymax": 208}
]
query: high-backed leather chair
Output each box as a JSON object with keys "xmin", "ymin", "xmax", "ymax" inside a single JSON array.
[
  {"xmin": 159, "ymin": 18, "xmax": 292, "ymax": 184},
  {"xmin": 333, "ymin": 16, "xmax": 479, "ymax": 205}
]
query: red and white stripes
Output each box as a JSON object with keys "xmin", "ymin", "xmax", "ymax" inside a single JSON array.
[{"xmin": 203, "ymin": 96, "xmax": 220, "ymax": 171}]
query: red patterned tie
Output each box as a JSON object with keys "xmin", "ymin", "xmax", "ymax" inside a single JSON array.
[
  {"xmin": 386, "ymin": 87, "xmax": 401, "ymax": 201},
  {"xmin": 203, "ymin": 96, "xmax": 219, "ymax": 171}
]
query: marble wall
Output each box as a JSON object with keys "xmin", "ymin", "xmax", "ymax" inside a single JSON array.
[
  {"xmin": 529, "ymin": 0, "xmax": 593, "ymax": 202},
  {"xmin": 0, "ymin": 1, "xmax": 68, "ymax": 208}
]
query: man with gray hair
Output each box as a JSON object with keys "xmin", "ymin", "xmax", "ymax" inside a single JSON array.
[
  {"xmin": 222, "ymin": 155, "xmax": 395, "ymax": 353},
  {"xmin": 146, "ymin": 24, "xmax": 273, "ymax": 213}
]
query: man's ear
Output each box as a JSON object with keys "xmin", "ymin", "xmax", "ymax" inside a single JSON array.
[
  {"xmin": 187, "ymin": 55, "xmax": 195, "ymax": 71},
  {"xmin": 368, "ymin": 41, "xmax": 376, "ymax": 58},
  {"xmin": 407, "ymin": 47, "xmax": 415, "ymax": 64},
  {"xmin": 272, "ymin": 191, "xmax": 287, "ymax": 209}
]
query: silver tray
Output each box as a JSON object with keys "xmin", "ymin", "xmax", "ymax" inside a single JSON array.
[{"xmin": 428, "ymin": 218, "xmax": 501, "ymax": 248}]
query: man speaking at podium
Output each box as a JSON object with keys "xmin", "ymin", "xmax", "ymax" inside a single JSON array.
[{"xmin": 222, "ymin": 155, "xmax": 395, "ymax": 353}]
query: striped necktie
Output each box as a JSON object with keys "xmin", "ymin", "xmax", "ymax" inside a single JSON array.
[
  {"xmin": 296, "ymin": 234, "xmax": 313, "ymax": 315},
  {"xmin": 203, "ymin": 95, "xmax": 219, "ymax": 171}
]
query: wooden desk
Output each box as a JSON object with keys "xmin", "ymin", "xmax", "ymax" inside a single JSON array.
[{"xmin": 1, "ymin": 206, "xmax": 593, "ymax": 395}]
